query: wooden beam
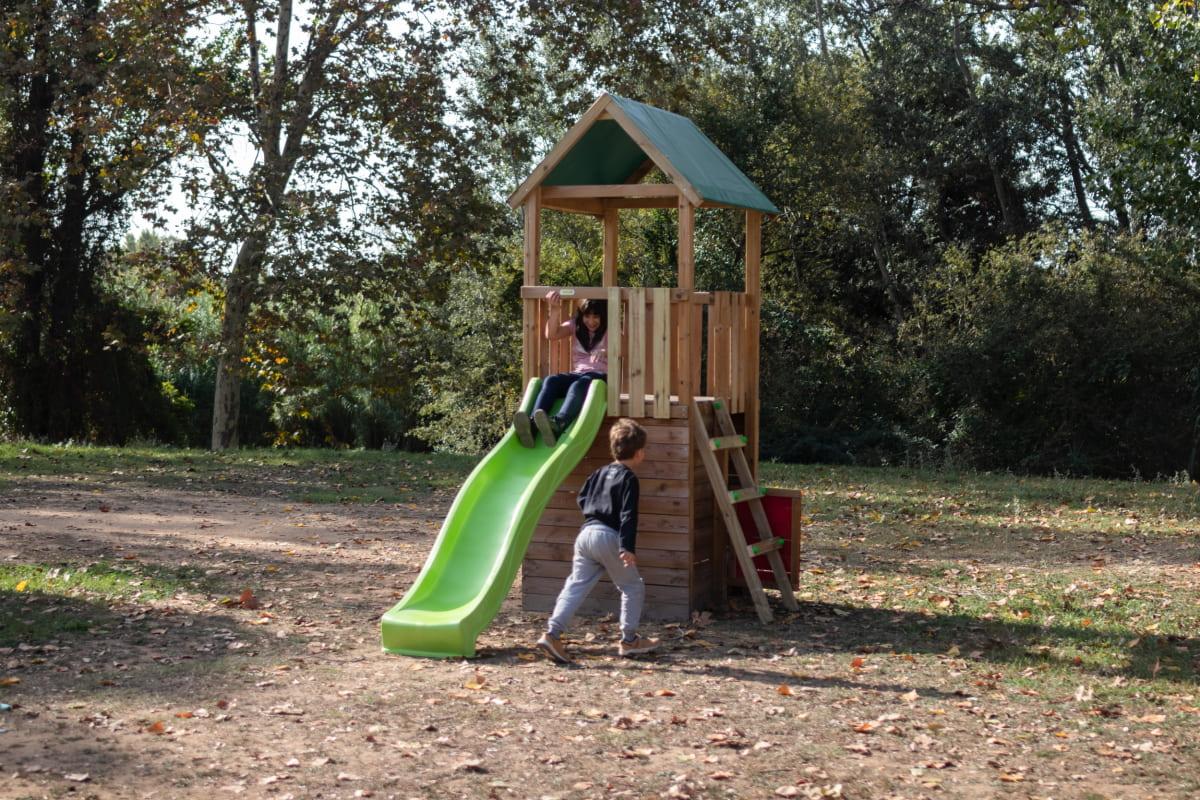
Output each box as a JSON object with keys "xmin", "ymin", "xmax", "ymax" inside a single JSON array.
[
  {"xmin": 602, "ymin": 209, "xmax": 619, "ymax": 287},
  {"xmin": 508, "ymin": 94, "xmax": 614, "ymax": 209},
  {"xmin": 542, "ymin": 184, "xmax": 680, "ymax": 200},
  {"xmin": 522, "ymin": 190, "xmax": 542, "ymax": 387},
  {"xmin": 677, "ymin": 198, "xmax": 695, "ymax": 291},
  {"xmin": 626, "ymin": 158, "xmax": 656, "ymax": 183},
  {"xmin": 601, "ymin": 197, "xmax": 679, "ymax": 210},
  {"xmin": 542, "ymin": 198, "xmax": 605, "ymax": 215},
  {"xmin": 523, "ymin": 191, "xmax": 541, "ymax": 285},
  {"xmin": 605, "ymin": 101, "xmax": 705, "ymax": 208}
]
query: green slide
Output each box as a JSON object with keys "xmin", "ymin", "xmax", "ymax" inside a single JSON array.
[{"xmin": 381, "ymin": 378, "xmax": 607, "ymax": 658}]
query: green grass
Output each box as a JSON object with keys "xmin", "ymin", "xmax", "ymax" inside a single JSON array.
[
  {"xmin": 0, "ymin": 561, "xmax": 209, "ymax": 646},
  {"xmin": 0, "ymin": 443, "xmax": 475, "ymax": 504}
]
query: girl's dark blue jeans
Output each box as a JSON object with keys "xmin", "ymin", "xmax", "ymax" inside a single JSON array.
[{"xmin": 535, "ymin": 371, "xmax": 606, "ymax": 429}]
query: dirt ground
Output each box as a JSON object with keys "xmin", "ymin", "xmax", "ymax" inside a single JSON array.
[{"xmin": 2, "ymin": 465, "xmax": 1199, "ymax": 800}]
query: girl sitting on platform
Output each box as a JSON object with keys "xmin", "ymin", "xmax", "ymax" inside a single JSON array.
[{"xmin": 514, "ymin": 291, "xmax": 607, "ymax": 447}]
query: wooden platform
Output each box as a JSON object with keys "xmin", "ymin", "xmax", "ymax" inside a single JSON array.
[{"xmin": 522, "ymin": 402, "xmax": 738, "ymax": 622}]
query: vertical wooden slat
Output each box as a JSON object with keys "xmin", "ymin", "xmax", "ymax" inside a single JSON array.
[
  {"xmin": 627, "ymin": 288, "xmax": 646, "ymax": 418},
  {"xmin": 692, "ymin": 298, "xmax": 704, "ymax": 397},
  {"xmin": 607, "ymin": 287, "xmax": 622, "ymax": 414},
  {"xmin": 643, "ymin": 294, "xmax": 654, "ymax": 394},
  {"xmin": 745, "ymin": 211, "xmax": 762, "ymax": 478},
  {"xmin": 706, "ymin": 297, "xmax": 717, "ymax": 394},
  {"xmin": 523, "ymin": 299, "xmax": 537, "ymax": 387},
  {"xmin": 715, "ymin": 292, "xmax": 724, "ymax": 402},
  {"xmin": 652, "ymin": 288, "xmax": 671, "ymax": 418},
  {"xmin": 731, "ymin": 294, "xmax": 743, "ymax": 414},
  {"xmin": 539, "ymin": 298, "xmax": 552, "ymax": 377},
  {"xmin": 603, "ymin": 209, "xmax": 619, "ymax": 287}
]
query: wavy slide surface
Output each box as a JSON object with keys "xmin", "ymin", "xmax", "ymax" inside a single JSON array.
[{"xmin": 381, "ymin": 378, "xmax": 607, "ymax": 657}]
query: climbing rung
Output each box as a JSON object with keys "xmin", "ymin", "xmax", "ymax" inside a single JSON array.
[
  {"xmin": 729, "ymin": 485, "xmax": 767, "ymax": 504},
  {"xmin": 747, "ymin": 537, "xmax": 785, "ymax": 557},
  {"xmin": 710, "ymin": 435, "xmax": 747, "ymax": 451}
]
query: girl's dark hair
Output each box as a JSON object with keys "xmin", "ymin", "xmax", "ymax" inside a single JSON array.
[{"xmin": 574, "ymin": 299, "xmax": 607, "ymax": 352}]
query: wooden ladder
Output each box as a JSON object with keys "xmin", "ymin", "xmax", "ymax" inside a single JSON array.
[{"xmin": 691, "ymin": 398, "xmax": 799, "ymax": 623}]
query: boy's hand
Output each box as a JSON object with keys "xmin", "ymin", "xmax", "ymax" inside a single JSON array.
[{"xmin": 619, "ymin": 550, "xmax": 637, "ymax": 568}]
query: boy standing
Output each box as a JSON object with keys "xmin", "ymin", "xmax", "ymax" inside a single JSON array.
[{"xmin": 536, "ymin": 419, "xmax": 660, "ymax": 663}]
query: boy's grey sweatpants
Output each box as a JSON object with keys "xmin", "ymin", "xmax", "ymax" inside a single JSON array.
[{"xmin": 547, "ymin": 523, "xmax": 644, "ymax": 642}]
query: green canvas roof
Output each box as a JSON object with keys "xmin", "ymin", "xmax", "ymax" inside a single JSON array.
[{"xmin": 525, "ymin": 94, "xmax": 779, "ymax": 215}]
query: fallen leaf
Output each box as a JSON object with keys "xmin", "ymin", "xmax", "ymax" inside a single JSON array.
[
  {"xmin": 775, "ymin": 788, "xmax": 800, "ymax": 798},
  {"xmin": 238, "ymin": 589, "xmax": 260, "ymax": 610},
  {"xmin": 708, "ymin": 771, "xmax": 734, "ymax": 780},
  {"xmin": 850, "ymin": 657, "xmax": 865, "ymax": 670},
  {"xmin": 777, "ymin": 684, "xmax": 795, "ymax": 696},
  {"xmin": 652, "ymin": 689, "xmax": 676, "ymax": 697},
  {"xmin": 145, "ymin": 721, "xmax": 165, "ymax": 734},
  {"xmin": 175, "ymin": 711, "xmax": 194, "ymax": 719},
  {"xmin": 901, "ymin": 689, "xmax": 920, "ymax": 703},
  {"xmin": 64, "ymin": 773, "xmax": 90, "ymax": 782},
  {"xmin": 464, "ymin": 673, "xmax": 486, "ymax": 691},
  {"xmin": 0, "ymin": 677, "xmax": 20, "ymax": 686},
  {"xmin": 455, "ymin": 759, "xmax": 486, "ymax": 773},
  {"xmin": 14, "ymin": 580, "xmax": 28, "ymax": 593},
  {"xmin": 999, "ymin": 773, "xmax": 1024, "ymax": 783}
]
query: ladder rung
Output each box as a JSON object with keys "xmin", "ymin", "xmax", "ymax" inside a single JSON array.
[
  {"xmin": 747, "ymin": 537, "xmax": 786, "ymax": 557},
  {"xmin": 710, "ymin": 435, "xmax": 747, "ymax": 451},
  {"xmin": 729, "ymin": 486, "xmax": 766, "ymax": 504}
]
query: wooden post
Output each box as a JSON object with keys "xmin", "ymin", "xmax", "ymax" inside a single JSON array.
[
  {"xmin": 677, "ymin": 198, "xmax": 695, "ymax": 406},
  {"xmin": 522, "ymin": 190, "xmax": 542, "ymax": 387},
  {"xmin": 603, "ymin": 209, "xmax": 619, "ymax": 287},
  {"xmin": 745, "ymin": 211, "xmax": 762, "ymax": 478}
]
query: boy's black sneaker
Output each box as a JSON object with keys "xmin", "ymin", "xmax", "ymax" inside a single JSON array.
[
  {"xmin": 533, "ymin": 409, "xmax": 561, "ymax": 446},
  {"xmin": 513, "ymin": 410, "xmax": 535, "ymax": 448},
  {"xmin": 536, "ymin": 633, "xmax": 571, "ymax": 664}
]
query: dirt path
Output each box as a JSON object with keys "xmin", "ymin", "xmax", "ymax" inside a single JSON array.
[{"xmin": 2, "ymin": 470, "xmax": 1199, "ymax": 799}]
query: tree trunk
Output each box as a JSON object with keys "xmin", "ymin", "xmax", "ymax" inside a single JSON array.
[
  {"xmin": 951, "ymin": 15, "xmax": 1019, "ymax": 234},
  {"xmin": 211, "ymin": 236, "xmax": 263, "ymax": 450},
  {"xmin": 870, "ymin": 216, "xmax": 906, "ymax": 327},
  {"xmin": 1058, "ymin": 83, "xmax": 1094, "ymax": 230}
]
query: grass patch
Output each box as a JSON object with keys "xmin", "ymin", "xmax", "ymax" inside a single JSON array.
[
  {"xmin": 0, "ymin": 443, "xmax": 475, "ymax": 504},
  {"xmin": 0, "ymin": 561, "xmax": 208, "ymax": 646},
  {"xmin": 757, "ymin": 463, "xmax": 1200, "ymax": 694}
]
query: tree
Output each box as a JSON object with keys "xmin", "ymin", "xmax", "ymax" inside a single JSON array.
[
  {"xmin": 186, "ymin": 0, "xmax": 498, "ymax": 449},
  {"xmin": 0, "ymin": 0, "xmax": 206, "ymax": 440}
]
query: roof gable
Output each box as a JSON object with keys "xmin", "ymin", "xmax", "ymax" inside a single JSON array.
[{"xmin": 508, "ymin": 93, "xmax": 779, "ymax": 215}]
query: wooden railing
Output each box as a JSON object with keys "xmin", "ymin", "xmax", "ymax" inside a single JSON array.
[{"xmin": 520, "ymin": 286, "xmax": 755, "ymax": 420}]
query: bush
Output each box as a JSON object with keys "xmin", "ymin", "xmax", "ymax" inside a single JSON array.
[{"xmin": 903, "ymin": 228, "xmax": 1200, "ymax": 477}]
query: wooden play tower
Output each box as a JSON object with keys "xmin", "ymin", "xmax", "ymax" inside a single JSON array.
[{"xmin": 509, "ymin": 93, "xmax": 793, "ymax": 622}]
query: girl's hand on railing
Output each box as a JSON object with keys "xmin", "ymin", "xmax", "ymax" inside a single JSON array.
[{"xmin": 545, "ymin": 289, "xmax": 561, "ymax": 306}]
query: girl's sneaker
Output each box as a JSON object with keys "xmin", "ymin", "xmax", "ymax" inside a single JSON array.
[
  {"xmin": 513, "ymin": 411, "xmax": 535, "ymax": 448},
  {"xmin": 618, "ymin": 636, "xmax": 659, "ymax": 657},
  {"xmin": 532, "ymin": 409, "xmax": 562, "ymax": 446}
]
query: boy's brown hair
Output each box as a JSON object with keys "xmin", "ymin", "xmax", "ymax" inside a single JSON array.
[{"xmin": 609, "ymin": 418, "xmax": 647, "ymax": 461}]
